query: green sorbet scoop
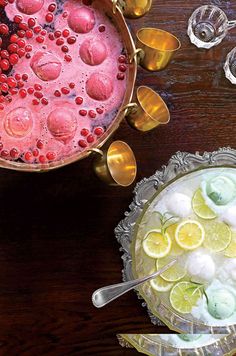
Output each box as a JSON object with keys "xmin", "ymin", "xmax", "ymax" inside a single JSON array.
[
  {"xmin": 206, "ymin": 176, "xmax": 236, "ymax": 205},
  {"xmin": 207, "ymin": 289, "xmax": 236, "ymax": 319},
  {"xmin": 177, "ymin": 334, "xmax": 202, "ymax": 342}
]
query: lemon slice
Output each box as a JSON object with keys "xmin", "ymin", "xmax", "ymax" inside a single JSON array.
[
  {"xmin": 156, "ymin": 257, "xmax": 186, "ymax": 282},
  {"xmin": 224, "ymin": 231, "xmax": 236, "ymax": 257},
  {"xmin": 175, "ymin": 220, "xmax": 205, "ymax": 250},
  {"xmin": 192, "ymin": 188, "xmax": 217, "ymax": 219},
  {"xmin": 170, "ymin": 281, "xmax": 202, "ymax": 314},
  {"xmin": 150, "ymin": 276, "xmax": 173, "ymax": 292},
  {"xmin": 203, "ymin": 221, "xmax": 231, "ymax": 252},
  {"xmin": 166, "ymin": 223, "xmax": 184, "ymax": 256},
  {"xmin": 142, "ymin": 230, "xmax": 171, "ymax": 258}
]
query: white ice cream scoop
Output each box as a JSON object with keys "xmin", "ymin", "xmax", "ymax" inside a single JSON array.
[
  {"xmin": 186, "ymin": 250, "xmax": 216, "ymax": 283},
  {"xmin": 222, "ymin": 206, "xmax": 236, "ymax": 228},
  {"xmin": 166, "ymin": 193, "xmax": 192, "ymax": 218}
]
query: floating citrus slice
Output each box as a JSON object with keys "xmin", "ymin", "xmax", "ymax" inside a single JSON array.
[
  {"xmin": 224, "ymin": 231, "xmax": 236, "ymax": 257},
  {"xmin": 170, "ymin": 281, "xmax": 202, "ymax": 314},
  {"xmin": 156, "ymin": 257, "xmax": 186, "ymax": 282},
  {"xmin": 150, "ymin": 276, "xmax": 173, "ymax": 292},
  {"xmin": 142, "ymin": 230, "xmax": 171, "ymax": 258},
  {"xmin": 166, "ymin": 223, "xmax": 184, "ymax": 256},
  {"xmin": 203, "ymin": 221, "xmax": 231, "ymax": 252},
  {"xmin": 175, "ymin": 220, "xmax": 205, "ymax": 250},
  {"xmin": 192, "ymin": 188, "xmax": 217, "ymax": 219}
]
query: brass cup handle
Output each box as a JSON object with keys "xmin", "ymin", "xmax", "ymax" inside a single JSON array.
[{"xmin": 129, "ymin": 48, "xmax": 144, "ymax": 64}]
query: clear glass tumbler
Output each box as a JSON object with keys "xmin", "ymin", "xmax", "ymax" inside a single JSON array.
[
  {"xmin": 224, "ymin": 47, "xmax": 236, "ymax": 84},
  {"xmin": 187, "ymin": 5, "xmax": 236, "ymax": 49}
]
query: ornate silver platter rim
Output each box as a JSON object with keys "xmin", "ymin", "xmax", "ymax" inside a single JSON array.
[{"xmin": 115, "ymin": 147, "xmax": 236, "ymax": 332}]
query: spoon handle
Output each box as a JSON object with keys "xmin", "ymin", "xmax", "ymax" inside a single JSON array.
[{"xmin": 92, "ymin": 259, "xmax": 177, "ymax": 308}]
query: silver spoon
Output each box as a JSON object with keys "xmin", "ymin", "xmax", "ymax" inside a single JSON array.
[{"xmin": 92, "ymin": 258, "xmax": 177, "ymax": 308}]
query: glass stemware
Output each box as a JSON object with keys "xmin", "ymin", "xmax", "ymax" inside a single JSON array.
[
  {"xmin": 224, "ymin": 47, "xmax": 236, "ymax": 84},
  {"xmin": 188, "ymin": 5, "xmax": 236, "ymax": 49}
]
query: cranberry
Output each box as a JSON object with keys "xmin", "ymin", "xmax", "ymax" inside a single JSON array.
[
  {"xmin": 14, "ymin": 73, "xmax": 21, "ymax": 80},
  {"xmin": 69, "ymin": 82, "xmax": 75, "ymax": 89},
  {"xmin": 88, "ymin": 110, "xmax": 96, "ymax": 119},
  {"xmin": 41, "ymin": 29, "xmax": 47, "ymax": 36},
  {"xmin": 0, "ymin": 0, "xmax": 8, "ymax": 6},
  {"xmin": 34, "ymin": 91, "xmax": 43, "ymax": 99},
  {"xmin": 5, "ymin": 95, "xmax": 12, "ymax": 103},
  {"xmin": 96, "ymin": 108, "xmax": 103, "ymax": 114},
  {"xmin": 28, "ymin": 18, "xmax": 36, "ymax": 28},
  {"xmin": 94, "ymin": 127, "xmax": 104, "ymax": 136},
  {"xmin": 56, "ymin": 38, "xmax": 64, "ymax": 46},
  {"xmin": 27, "ymin": 87, "xmax": 34, "ymax": 94},
  {"xmin": 81, "ymin": 128, "xmax": 89, "ymax": 136},
  {"xmin": 17, "ymin": 30, "xmax": 25, "ymax": 38},
  {"xmin": 45, "ymin": 13, "xmax": 54, "ymax": 22},
  {"xmin": 1, "ymin": 150, "xmax": 9, "ymax": 157},
  {"xmin": 19, "ymin": 23, "xmax": 28, "ymax": 31},
  {"xmin": 17, "ymin": 39, "xmax": 25, "ymax": 48},
  {"xmin": 0, "ymin": 83, "xmax": 8, "ymax": 92},
  {"xmin": 24, "ymin": 151, "xmax": 32, "ymax": 161},
  {"xmin": 34, "ymin": 26, "xmax": 41, "ymax": 34},
  {"xmin": 41, "ymin": 98, "xmax": 48, "ymax": 105},
  {"xmin": 34, "ymin": 83, "xmax": 42, "ymax": 91},
  {"xmin": 36, "ymin": 36, "xmax": 44, "ymax": 43},
  {"xmin": 75, "ymin": 96, "xmax": 83, "ymax": 105},
  {"xmin": 62, "ymin": 11, "xmax": 68, "ymax": 18},
  {"xmin": 119, "ymin": 64, "xmax": 127, "ymax": 72},
  {"xmin": 25, "ymin": 30, "xmax": 33, "ymax": 38},
  {"xmin": 10, "ymin": 34, "xmax": 18, "ymax": 43},
  {"xmin": 17, "ymin": 48, "xmax": 25, "ymax": 58},
  {"xmin": 64, "ymin": 54, "xmax": 72, "ymax": 62},
  {"xmin": 62, "ymin": 29, "xmax": 70, "ymax": 37},
  {"xmin": 99, "ymin": 25, "xmax": 105, "ymax": 32},
  {"xmin": 14, "ymin": 15, "xmax": 23, "ymax": 24},
  {"xmin": 10, "ymin": 148, "xmax": 19, "ymax": 159},
  {"xmin": 9, "ymin": 88, "xmax": 18, "ymax": 95},
  {"xmin": 7, "ymin": 77, "xmax": 17, "ymax": 87},
  {"xmin": 67, "ymin": 36, "xmax": 76, "ymax": 44},
  {"xmin": 87, "ymin": 134, "xmax": 95, "ymax": 143},
  {"xmin": 32, "ymin": 149, "xmax": 39, "ymax": 157},
  {"xmin": 48, "ymin": 33, "xmax": 54, "ymax": 40},
  {"xmin": 78, "ymin": 140, "xmax": 87, "ymax": 148},
  {"xmin": 0, "ymin": 59, "xmax": 10, "ymax": 70},
  {"xmin": 8, "ymin": 43, "xmax": 18, "ymax": 53},
  {"xmin": 118, "ymin": 55, "xmax": 126, "ymax": 63},
  {"xmin": 54, "ymin": 90, "xmax": 61, "ymax": 97},
  {"xmin": 48, "ymin": 3, "xmax": 56, "ymax": 12},
  {"xmin": 117, "ymin": 73, "xmax": 125, "ymax": 80},
  {"xmin": 0, "ymin": 74, "xmax": 6, "ymax": 82},
  {"xmin": 79, "ymin": 110, "xmax": 87, "ymax": 116},
  {"xmin": 61, "ymin": 45, "xmax": 68, "ymax": 53},
  {"xmin": 54, "ymin": 30, "xmax": 61, "ymax": 38},
  {"xmin": 1, "ymin": 50, "xmax": 9, "ymax": 59},
  {"xmin": 32, "ymin": 99, "xmax": 39, "ymax": 105},
  {"xmin": 25, "ymin": 45, "xmax": 32, "ymax": 52},
  {"xmin": 25, "ymin": 53, "xmax": 31, "ymax": 59},
  {"xmin": 22, "ymin": 74, "xmax": 28, "ymax": 81},
  {"xmin": 37, "ymin": 140, "xmax": 44, "ymax": 149},
  {"xmin": 46, "ymin": 152, "xmax": 56, "ymax": 160},
  {"xmin": 0, "ymin": 24, "xmax": 9, "ymax": 35},
  {"xmin": 61, "ymin": 87, "xmax": 69, "ymax": 94},
  {"xmin": 39, "ymin": 155, "xmax": 46, "ymax": 163},
  {"xmin": 19, "ymin": 89, "xmax": 27, "ymax": 98},
  {"xmin": 17, "ymin": 80, "xmax": 24, "ymax": 88}
]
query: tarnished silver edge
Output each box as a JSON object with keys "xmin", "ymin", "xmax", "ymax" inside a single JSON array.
[{"xmin": 115, "ymin": 147, "xmax": 236, "ymax": 328}]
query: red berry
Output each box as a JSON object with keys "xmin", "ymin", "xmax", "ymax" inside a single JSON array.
[
  {"xmin": 1, "ymin": 149, "xmax": 9, "ymax": 157},
  {"xmin": 22, "ymin": 74, "xmax": 28, "ymax": 81},
  {"xmin": 10, "ymin": 34, "xmax": 18, "ymax": 43},
  {"xmin": 1, "ymin": 50, "xmax": 9, "ymax": 59},
  {"xmin": 48, "ymin": 33, "xmax": 54, "ymax": 40},
  {"xmin": 64, "ymin": 54, "xmax": 72, "ymax": 62},
  {"xmin": 0, "ymin": 24, "xmax": 9, "ymax": 35},
  {"xmin": 41, "ymin": 29, "xmax": 47, "ymax": 36},
  {"xmin": 54, "ymin": 30, "xmax": 61, "ymax": 38},
  {"xmin": 118, "ymin": 55, "xmax": 126, "ymax": 63},
  {"xmin": 25, "ymin": 45, "xmax": 32, "ymax": 52},
  {"xmin": 94, "ymin": 127, "xmax": 104, "ymax": 136},
  {"xmin": 37, "ymin": 140, "xmax": 44, "ymax": 149},
  {"xmin": 27, "ymin": 87, "xmax": 34, "ymax": 94},
  {"xmin": 7, "ymin": 77, "xmax": 17, "ymax": 87},
  {"xmin": 34, "ymin": 26, "xmax": 41, "ymax": 34},
  {"xmin": 46, "ymin": 13, "xmax": 54, "ymax": 22},
  {"xmin": 78, "ymin": 140, "xmax": 87, "ymax": 148},
  {"xmin": 8, "ymin": 43, "xmax": 18, "ymax": 53},
  {"xmin": 17, "ymin": 80, "xmax": 24, "ymax": 88},
  {"xmin": 88, "ymin": 110, "xmax": 96, "ymax": 119},
  {"xmin": 99, "ymin": 25, "xmax": 105, "ymax": 32},
  {"xmin": 62, "ymin": 29, "xmax": 70, "ymax": 37},
  {"xmin": 7, "ymin": 0, "xmax": 14, "ymax": 3},
  {"xmin": 34, "ymin": 83, "xmax": 42, "ymax": 91},
  {"xmin": 25, "ymin": 30, "xmax": 33, "ymax": 38},
  {"xmin": 96, "ymin": 108, "xmax": 103, "ymax": 114},
  {"xmin": 61, "ymin": 45, "xmax": 68, "ymax": 53},
  {"xmin": 61, "ymin": 87, "xmax": 69, "ymax": 94},
  {"xmin": 32, "ymin": 99, "xmax": 39, "ymax": 105},
  {"xmin": 117, "ymin": 73, "xmax": 125, "ymax": 80},
  {"xmin": 79, "ymin": 109, "xmax": 87, "ymax": 116},
  {"xmin": 14, "ymin": 73, "xmax": 21, "ymax": 80},
  {"xmin": 17, "ymin": 48, "xmax": 25, "ymax": 58},
  {"xmin": 9, "ymin": 88, "xmax": 18, "ymax": 95},
  {"xmin": 69, "ymin": 82, "xmax": 75, "ymax": 89},
  {"xmin": 24, "ymin": 151, "xmax": 32, "ymax": 161},
  {"xmin": 75, "ymin": 96, "xmax": 83, "ymax": 105},
  {"xmin": 25, "ymin": 53, "xmax": 31, "ymax": 59},
  {"xmin": 54, "ymin": 90, "xmax": 61, "ymax": 97},
  {"xmin": 41, "ymin": 98, "xmax": 48, "ymax": 105},
  {"xmin": 87, "ymin": 134, "xmax": 95, "ymax": 143},
  {"xmin": 5, "ymin": 95, "xmax": 12, "ymax": 103},
  {"xmin": 48, "ymin": 3, "xmax": 56, "ymax": 12},
  {"xmin": 28, "ymin": 18, "xmax": 36, "ymax": 28},
  {"xmin": 19, "ymin": 22, "xmax": 28, "ymax": 31},
  {"xmin": 67, "ymin": 36, "xmax": 76, "ymax": 44},
  {"xmin": 36, "ymin": 36, "xmax": 44, "ymax": 43},
  {"xmin": 39, "ymin": 155, "xmax": 46, "ymax": 163},
  {"xmin": 14, "ymin": 15, "xmax": 23, "ymax": 24},
  {"xmin": 0, "ymin": 105, "xmax": 4, "ymax": 111},
  {"xmin": 56, "ymin": 38, "xmax": 64, "ymax": 46},
  {"xmin": 0, "ymin": 83, "xmax": 8, "ymax": 92},
  {"xmin": 17, "ymin": 30, "xmax": 25, "ymax": 38},
  {"xmin": 0, "ymin": 95, "xmax": 4, "ymax": 102},
  {"xmin": 32, "ymin": 149, "xmax": 39, "ymax": 157},
  {"xmin": 81, "ymin": 128, "xmax": 89, "ymax": 136},
  {"xmin": 1, "ymin": 59, "xmax": 10, "ymax": 70},
  {"xmin": 34, "ymin": 91, "xmax": 43, "ymax": 99},
  {"xmin": 17, "ymin": 38, "xmax": 25, "ymax": 47},
  {"xmin": 10, "ymin": 148, "xmax": 19, "ymax": 159},
  {"xmin": 46, "ymin": 152, "xmax": 56, "ymax": 160},
  {"xmin": 119, "ymin": 64, "xmax": 127, "ymax": 72},
  {"xmin": 19, "ymin": 88, "xmax": 27, "ymax": 98},
  {"xmin": 0, "ymin": 74, "xmax": 6, "ymax": 82},
  {"xmin": 0, "ymin": 0, "xmax": 7, "ymax": 6},
  {"xmin": 62, "ymin": 11, "xmax": 68, "ymax": 18}
]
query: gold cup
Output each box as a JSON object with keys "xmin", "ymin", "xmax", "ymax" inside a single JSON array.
[
  {"xmin": 92, "ymin": 141, "xmax": 137, "ymax": 187},
  {"xmin": 135, "ymin": 28, "xmax": 181, "ymax": 71},
  {"xmin": 124, "ymin": 86, "xmax": 170, "ymax": 132},
  {"xmin": 122, "ymin": 0, "xmax": 152, "ymax": 19}
]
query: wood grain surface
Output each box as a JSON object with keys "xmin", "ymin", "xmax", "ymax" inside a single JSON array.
[{"xmin": 1, "ymin": 0, "xmax": 236, "ymax": 355}]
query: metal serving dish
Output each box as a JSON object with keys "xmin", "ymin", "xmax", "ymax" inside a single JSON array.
[
  {"xmin": 115, "ymin": 147, "xmax": 236, "ymax": 333},
  {"xmin": 117, "ymin": 333, "xmax": 236, "ymax": 356}
]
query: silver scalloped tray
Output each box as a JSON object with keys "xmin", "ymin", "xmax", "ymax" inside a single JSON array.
[{"xmin": 115, "ymin": 147, "xmax": 236, "ymax": 333}]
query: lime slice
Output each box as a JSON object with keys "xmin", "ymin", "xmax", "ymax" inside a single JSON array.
[
  {"xmin": 224, "ymin": 231, "xmax": 236, "ymax": 257},
  {"xmin": 166, "ymin": 223, "xmax": 184, "ymax": 256},
  {"xmin": 156, "ymin": 257, "xmax": 186, "ymax": 282},
  {"xmin": 203, "ymin": 221, "xmax": 231, "ymax": 252},
  {"xmin": 192, "ymin": 188, "xmax": 217, "ymax": 219},
  {"xmin": 170, "ymin": 281, "xmax": 202, "ymax": 314},
  {"xmin": 142, "ymin": 230, "xmax": 171, "ymax": 258},
  {"xmin": 175, "ymin": 220, "xmax": 205, "ymax": 250},
  {"xmin": 150, "ymin": 276, "xmax": 173, "ymax": 292}
]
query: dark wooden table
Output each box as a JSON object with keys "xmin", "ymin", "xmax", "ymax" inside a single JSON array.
[{"xmin": 1, "ymin": 0, "xmax": 236, "ymax": 355}]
